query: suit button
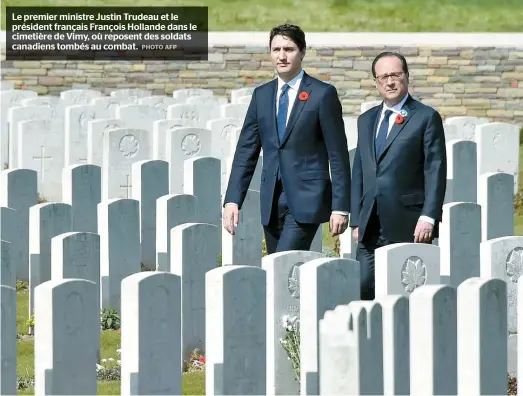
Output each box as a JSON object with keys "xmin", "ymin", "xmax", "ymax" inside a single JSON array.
[
  {"xmin": 279, "ymin": 149, "xmax": 282, "ymax": 152},
  {"xmin": 273, "ymin": 172, "xmax": 277, "ymax": 176}
]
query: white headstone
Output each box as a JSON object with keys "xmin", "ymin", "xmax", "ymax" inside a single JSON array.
[
  {"xmin": 444, "ymin": 139, "xmax": 477, "ymax": 203},
  {"xmin": 17, "ymin": 119, "xmax": 64, "ymax": 201},
  {"xmin": 0, "ymin": 285, "xmax": 16, "ymax": 394},
  {"xmin": 51, "ymin": 232, "xmax": 100, "ymax": 288},
  {"xmin": 0, "ymin": 207, "xmax": 16, "ymax": 283},
  {"xmin": 171, "ymin": 223, "xmax": 220, "ymax": 359},
  {"xmin": 34, "ymin": 279, "xmax": 99, "ymax": 395},
  {"xmin": 299, "ymin": 257, "xmax": 360, "ymax": 395},
  {"xmin": 64, "ymin": 103, "xmax": 108, "ymax": 165},
  {"xmin": 155, "ymin": 194, "xmax": 198, "ymax": 272},
  {"xmin": 476, "ymin": 122, "xmax": 520, "ymax": 194},
  {"xmin": 98, "ymin": 198, "xmax": 141, "ymax": 314},
  {"xmin": 318, "ymin": 305, "xmax": 351, "ymax": 394},
  {"xmin": 205, "ymin": 265, "xmax": 266, "ymax": 395},
  {"xmin": 444, "ymin": 116, "xmax": 489, "ymax": 141},
  {"xmin": 480, "ymin": 236, "xmax": 523, "ymax": 334},
  {"xmin": 438, "ymin": 202, "xmax": 481, "ymax": 286},
  {"xmin": 457, "ymin": 278, "xmax": 507, "ymax": 395},
  {"xmin": 478, "ymin": 172, "xmax": 514, "ymax": 241},
  {"xmin": 206, "ymin": 117, "xmax": 243, "ymax": 158},
  {"xmin": 375, "ymin": 243, "xmax": 441, "ymax": 297},
  {"xmin": 7, "ymin": 103, "xmax": 51, "ymax": 168},
  {"xmin": 222, "ymin": 189, "xmax": 262, "ymax": 266},
  {"xmin": 121, "ymin": 272, "xmax": 182, "ymax": 395},
  {"xmin": 110, "ymin": 88, "xmax": 151, "ymax": 105},
  {"xmin": 165, "ymin": 127, "xmax": 212, "ymax": 193},
  {"xmin": 131, "ymin": 160, "xmax": 169, "ymax": 270},
  {"xmin": 0, "ymin": 240, "xmax": 13, "ymax": 288},
  {"xmin": 87, "ymin": 118, "xmax": 126, "ymax": 166},
  {"xmin": 0, "ymin": 169, "xmax": 37, "ymax": 281},
  {"xmin": 375, "ymin": 295, "xmax": 410, "ymax": 395},
  {"xmin": 167, "ymin": 103, "xmax": 220, "ymax": 129},
  {"xmin": 184, "ymin": 156, "xmax": 221, "ymax": 227},
  {"xmin": 152, "ymin": 119, "xmax": 198, "ymax": 161},
  {"xmin": 262, "ymin": 250, "xmax": 324, "ymax": 395},
  {"xmin": 62, "ymin": 164, "xmax": 101, "ymax": 233},
  {"xmin": 102, "ymin": 128, "xmax": 150, "ymax": 199},
  {"xmin": 410, "ymin": 284, "xmax": 458, "ymax": 395},
  {"xmin": 28, "ymin": 202, "xmax": 72, "ymax": 315}
]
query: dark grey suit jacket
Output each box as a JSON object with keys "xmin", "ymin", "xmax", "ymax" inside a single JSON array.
[{"xmin": 350, "ymin": 94, "xmax": 447, "ymax": 242}]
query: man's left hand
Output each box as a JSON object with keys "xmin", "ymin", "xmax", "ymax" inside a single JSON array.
[
  {"xmin": 414, "ymin": 220, "xmax": 433, "ymax": 243},
  {"xmin": 330, "ymin": 214, "xmax": 348, "ymax": 236}
]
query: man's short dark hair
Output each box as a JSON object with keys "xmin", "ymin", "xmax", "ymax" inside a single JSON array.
[
  {"xmin": 269, "ymin": 24, "xmax": 306, "ymax": 52},
  {"xmin": 371, "ymin": 51, "xmax": 409, "ymax": 78}
]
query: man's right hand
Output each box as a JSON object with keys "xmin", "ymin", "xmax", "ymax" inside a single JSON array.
[
  {"xmin": 352, "ymin": 227, "xmax": 359, "ymax": 241},
  {"xmin": 223, "ymin": 204, "xmax": 240, "ymax": 235}
]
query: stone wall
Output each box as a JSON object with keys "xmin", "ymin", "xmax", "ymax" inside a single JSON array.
[{"xmin": 1, "ymin": 32, "xmax": 523, "ymax": 124}]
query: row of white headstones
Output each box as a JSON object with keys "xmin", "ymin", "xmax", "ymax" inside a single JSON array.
[
  {"xmin": 0, "ymin": 250, "xmax": 519, "ymax": 395},
  {"xmin": 1, "ymin": 81, "xmax": 522, "ymax": 394},
  {"xmin": 1, "ymin": 84, "xmax": 520, "ymax": 200}
]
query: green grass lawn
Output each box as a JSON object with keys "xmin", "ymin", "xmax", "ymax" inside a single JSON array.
[
  {"xmin": 15, "ymin": 288, "xmax": 205, "ymax": 395},
  {"xmin": 2, "ymin": 0, "xmax": 522, "ymax": 32}
]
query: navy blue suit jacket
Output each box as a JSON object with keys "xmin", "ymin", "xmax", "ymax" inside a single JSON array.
[
  {"xmin": 223, "ymin": 71, "xmax": 351, "ymax": 226},
  {"xmin": 350, "ymin": 94, "xmax": 447, "ymax": 242}
]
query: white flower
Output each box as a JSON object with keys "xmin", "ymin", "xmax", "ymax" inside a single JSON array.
[
  {"xmin": 117, "ymin": 360, "xmax": 121, "ymax": 365},
  {"xmin": 96, "ymin": 364, "xmax": 103, "ymax": 371},
  {"xmin": 116, "ymin": 348, "xmax": 121, "ymax": 355},
  {"xmin": 281, "ymin": 314, "xmax": 290, "ymax": 327},
  {"xmin": 101, "ymin": 358, "xmax": 107, "ymax": 363},
  {"xmin": 108, "ymin": 358, "xmax": 115, "ymax": 362}
]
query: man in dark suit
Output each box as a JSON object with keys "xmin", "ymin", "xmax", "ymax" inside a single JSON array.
[
  {"xmin": 222, "ymin": 24, "xmax": 351, "ymax": 254},
  {"xmin": 350, "ymin": 51, "xmax": 447, "ymax": 300}
]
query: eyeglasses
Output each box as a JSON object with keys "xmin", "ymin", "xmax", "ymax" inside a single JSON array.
[{"xmin": 375, "ymin": 72, "xmax": 405, "ymax": 84}]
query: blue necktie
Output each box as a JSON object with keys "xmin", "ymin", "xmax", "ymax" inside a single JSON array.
[
  {"xmin": 277, "ymin": 84, "xmax": 290, "ymax": 143},
  {"xmin": 276, "ymin": 84, "xmax": 290, "ymax": 180},
  {"xmin": 375, "ymin": 109, "xmax": 393, "ymax": 158}
]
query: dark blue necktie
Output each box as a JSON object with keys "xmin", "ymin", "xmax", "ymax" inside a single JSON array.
[
  {"xmin": 276, "ymin": 84, "xmax": 290, "ymax": 180},
  {"xmin": 375, "ymin": 109, "xmax": 393, "ymax": 158},
  {"xmin": 277, "ymin": 84, "xmax": 290, "ymax": 143}
]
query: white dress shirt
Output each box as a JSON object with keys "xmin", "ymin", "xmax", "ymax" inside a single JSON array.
[{"xmin": 375, "ymin": 93, "xmax": 434, "ymax": 226}]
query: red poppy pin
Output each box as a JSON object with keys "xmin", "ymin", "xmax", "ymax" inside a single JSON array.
[
  {"xmin": 299, "ymin": 91, "xmax": 309, "ymax": 101},
  {"xmin": 395, "ymin": 109, "xmax": 408, "ymax": 124}
]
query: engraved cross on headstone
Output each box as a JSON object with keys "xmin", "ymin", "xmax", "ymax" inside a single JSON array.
[
  {"xmin": 120, "ymin": 174, "xmax": 132, "ymax": 198},
  {"xmin": 33, "ymin": 146, "xmax": 52, "ymax": 181}
]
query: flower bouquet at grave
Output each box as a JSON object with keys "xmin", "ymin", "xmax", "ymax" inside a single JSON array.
[
  {"xmin": 280, "ymin": 314, "xmax": 300, "ymax": 383},
  {"xmin": 183, "ymin": 348, "xmax": 206, "ymax": 372}
]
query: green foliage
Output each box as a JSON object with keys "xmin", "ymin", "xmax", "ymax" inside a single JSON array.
[
  {"xmin": 26, "ymin": 315, "xmax": 34, "ymax": 330},
  {"xmin": 519, "ymin": 125, "xmax": 523, "ymax": 146},
  {"xmin": 17, "ymin": 376, "xmax": 34, "ymax": 391},
  {"xmin": 322, "ymin": 247, "xmax": 338, "ymax": 257},
  {"xmin": 280, "ymin": 315, "xmax": 300, "ymax": 383},
  {"xmin": 333, "ymin": 236, "xmax": 340, "ymax": 256},
  {"xmin": 100, "ymin": 308, "xmax": 120, "ymax": 331},
  {"xmin": 217, "ymin": 252, "xmax": 222, "ymax": 266},
  {"xmin": 2, "ymin": 0, "xmax": 522, "ymax": 32},
  {"xmin": 262, "ymin": 238, "xmax": 267, "ymax": 257},
  {"xmin": 16, "ymin": 280, "xmax": 28, "ymax": 292},
  {"xmin": 515, "ymin": 190, "xmax": 523, "ymax": 215}
]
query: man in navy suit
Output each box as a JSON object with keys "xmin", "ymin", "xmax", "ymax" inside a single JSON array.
[
  {"xmin": 222, "ymin": 24, "xmax": 351, "ymax": 254},
  {"xmin": 350, "ymin": 52, "xmax": 447, "ymax": 300}
]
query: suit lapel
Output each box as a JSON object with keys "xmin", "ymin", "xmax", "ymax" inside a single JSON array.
[
  {"xmin": 267, "ymin": 79, "xmax": 279, "ymax": 143},
  {"xmin": 279, "ymin": 72, "xmax": 312, "ymax": 147},
  {"xmin": 369, "ymin": 104, "xmax": 383, "ymax": 164},
  {"xmin": 377, "ymin": 95, "xmax": 417, "ymax": 163}
]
